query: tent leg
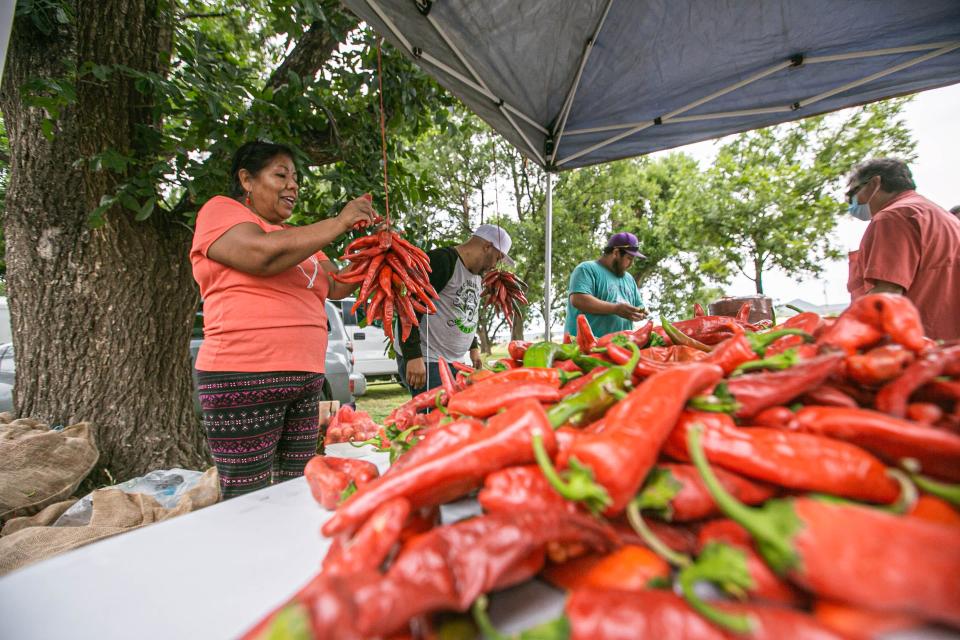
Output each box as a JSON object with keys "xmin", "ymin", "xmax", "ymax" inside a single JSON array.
[{"xmin": 544, "ymin": 172, "xmax": 553, "ymax": 341}]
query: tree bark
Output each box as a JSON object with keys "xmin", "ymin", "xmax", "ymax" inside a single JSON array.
[
  {"xmin": 0, "ymin": 2, "xmax": 206, "ymax": 481},
  {"xmin": 510, "ymin": 310, "xmax": 525, "ymax": 341},
  {"xmin": 754, "ymin": 256, "xmax": 764, "ymax": 294}
]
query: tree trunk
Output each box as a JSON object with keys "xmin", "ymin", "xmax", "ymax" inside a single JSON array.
[
  {"xmin": 754, "ymin": 257, "xmax": 764, "ymax": 294},
  {"xmin": 510, "ymin": 310, "xmax": 524, "ymax": 341},
  {"xmin": 0, "ymin": 2, "xmax": 207, "ymax": 482}
]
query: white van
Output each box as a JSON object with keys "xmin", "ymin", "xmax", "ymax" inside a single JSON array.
[{"xmin": 336, "ymin": 298, "xmax": 399, "ymax": 380}]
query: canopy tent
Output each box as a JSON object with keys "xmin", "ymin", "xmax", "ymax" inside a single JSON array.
[{"xmin": 342, "ymin": 0, "xmax": 960, "ymax": 336}]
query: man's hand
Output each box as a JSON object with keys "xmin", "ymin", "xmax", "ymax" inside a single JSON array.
[
  {"xmin": 614, "ymin": 302, "xmax": 646, "ymax": 322},
  {"xmin": 470, "ymin": 348, "xmax": 483, "ymax": 370},
  {"xmin": 406, "ymin": 357, "xmax": 427, "ymax": 390}
]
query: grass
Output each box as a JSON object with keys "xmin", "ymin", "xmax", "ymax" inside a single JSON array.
[
  {"xmin": 353, "ymin": 345, "xmax": 512, "ymax": 424},
  {"xmin": 356, "ymin": 382, "xmax": 410, "ymax": 423}
]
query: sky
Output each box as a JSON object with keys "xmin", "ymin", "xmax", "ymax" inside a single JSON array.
[{"xmin": 651, "ymin": 83, "xmax": 960, "ymax": 308}]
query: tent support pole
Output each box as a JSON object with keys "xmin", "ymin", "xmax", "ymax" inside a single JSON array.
[{"xmin": 544, "ymin": 172, "xmax": 553, "ymax": 341}]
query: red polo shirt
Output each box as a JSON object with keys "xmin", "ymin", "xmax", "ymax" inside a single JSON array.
[{"xmin": 847, "ymin": 190, "xmax": 960, "ymax": 340}]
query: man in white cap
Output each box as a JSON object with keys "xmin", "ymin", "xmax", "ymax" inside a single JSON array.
[{"xmin": 395, "ymin": 224, "xmax": 514, "ymax": 396}]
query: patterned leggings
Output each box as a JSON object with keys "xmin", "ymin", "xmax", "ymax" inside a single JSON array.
[{"xmin": 196, "ymin": 370, "xmax": 325, "ymax": 499}]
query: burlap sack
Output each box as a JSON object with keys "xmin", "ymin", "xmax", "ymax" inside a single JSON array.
[
  {"xmin": 0, "ymin": 499, "xmax": 78, "ymax": 537},
  {"xmin": 0, "ymin": 466, "xmax": 219, "ymax": 576},
  {"xmin": 0, "ymin": 417, "xmax": 98, "ymax": 522}
]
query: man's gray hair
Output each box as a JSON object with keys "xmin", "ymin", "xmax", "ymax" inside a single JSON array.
[{"xmin": 849, "ymin": 158, "xmax": 916, "ymax": 193}]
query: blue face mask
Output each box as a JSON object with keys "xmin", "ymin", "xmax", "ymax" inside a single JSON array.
[{"xmin": 848, "ymin": 197, "xmax": 872, "ymax": 221}]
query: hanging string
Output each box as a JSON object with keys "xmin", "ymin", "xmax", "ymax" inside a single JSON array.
[{"xmin": 376, "ymin": 37, "xmax": 391, "ymax": 225}]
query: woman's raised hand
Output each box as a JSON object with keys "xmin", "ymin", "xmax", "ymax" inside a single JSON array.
[{"xmin": 337, "ymin": 194, "xmax": 379, "ymax": 231}]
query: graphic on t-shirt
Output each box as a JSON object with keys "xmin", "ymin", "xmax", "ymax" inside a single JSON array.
[
  {"xmin": 448, "ymin": 281, "xmax": 480, "ymax": 334},
  {"xmin": 297, "ymin": 256, "xmax": 319, "ymax": 289}
]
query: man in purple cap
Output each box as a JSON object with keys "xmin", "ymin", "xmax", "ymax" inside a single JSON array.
[{"xmin": 565, "ymin": 231, "xmax": 647, "ymax": 338}]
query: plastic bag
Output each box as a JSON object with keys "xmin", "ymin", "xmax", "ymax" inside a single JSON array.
[{"xmin": 53, "ymin": 468, "xmax": 207, "ymax": 527}]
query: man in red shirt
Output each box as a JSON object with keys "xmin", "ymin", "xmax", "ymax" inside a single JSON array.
[{"xmin": 846, "ymin": 158, "xmax": 960, "ymax": 340}]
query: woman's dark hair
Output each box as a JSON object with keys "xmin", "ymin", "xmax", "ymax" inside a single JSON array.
[
  {"xmin": 849, "ymin": 158, "xmax": 916, "ymax": 193},
  {"xmin": 229, "ymin": 140, "xmax": 296, "ymax": 198}
]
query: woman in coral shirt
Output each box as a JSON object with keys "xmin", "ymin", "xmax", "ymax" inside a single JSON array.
[{"xmin": 190, "ymin": 141, "xmax": 375, "ymax": 498}]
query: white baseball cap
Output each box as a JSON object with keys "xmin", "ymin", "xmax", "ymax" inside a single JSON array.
[{"xmin": 473, "ymin": 224, "xmax": 515, "ymax": 266}]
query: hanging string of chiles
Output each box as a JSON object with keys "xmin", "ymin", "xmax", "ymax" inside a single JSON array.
[{"xmin": 333, "ymin": 37, "xmax": 439, "ymax": 342}]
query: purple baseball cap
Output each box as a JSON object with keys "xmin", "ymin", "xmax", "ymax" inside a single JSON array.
[{"xmin": 605, "ymin": 232, "xmax": 646, "ymax": 259}]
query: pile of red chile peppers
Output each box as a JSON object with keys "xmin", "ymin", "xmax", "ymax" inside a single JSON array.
[{"xmin": 244, "ymin": 293, "xmax": 960, "ymax": 640}]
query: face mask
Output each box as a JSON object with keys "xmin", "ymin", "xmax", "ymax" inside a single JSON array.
[
  {"xmin": 847, "ymin": 181, "xmax": 874, "ymax": 221},
  {"xmin": 848, "ymin": 198, "xmax": 872, "ymax": 221}
]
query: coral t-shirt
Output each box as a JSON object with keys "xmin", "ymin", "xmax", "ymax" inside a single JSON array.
[
  {"xmin": 847, "ymin": 190, "xmax": 960, "ymax": 340},
  {"xmin": 190, "ymin": 196, "xmax": 329, "ymax": 372}
]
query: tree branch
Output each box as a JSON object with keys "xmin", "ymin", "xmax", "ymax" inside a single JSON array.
[{"xmin": 181, "ymin": 12, "xmax": 231, "ymax": 19}]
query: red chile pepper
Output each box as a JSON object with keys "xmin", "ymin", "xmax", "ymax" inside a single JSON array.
[
  {"xmin": 634, "ymin": 463, "xmax": 776, "ymax": 522},
  {"xmin": 829, "ymin": 378, "xmax": 878, "ymax": 408},
  {"xmin": 653, "ymin": 316, "xmax": 747, "ymax": 345},
  {"xmin": 875, "ymin": 345, "xmax": 960, "ymax": 418},
  {"xmin": 323, "ymin": 399, "xmax": 558, "ymax": 536},
  {"xmin": 304, "ymin": 455, "xmax": 380, "ymax": 510},
  {"xmin": 799, "ymin": 384, "xmax": 859, "ymax": 408},
  {"xmin": 240, "ymin": 569, "xmax": 383, "ymax": 640},
  {"xmin": 451, "ymin": 361, "xmax": 474, "ymax": 374},
  {"xmin": 634, "ymin": 320, "xmax": 654, "ymax": 345},
  {"xmin": 436, "ymin": 356, "xmax": 457, "ymax": 397},
  {"xmin": 910, "ymin": 494, "xmax": 960, "ymax": 528},
  {"xmin": 597, "ymin": 320, "xmax": 654, "ymax": 349},
  {"xmin": 468, "ymin": 366, "xmax": 565, "ymax": 389},
  {"xmin": 446, "ymin": 380, "xmax": 562, "ymax": 418},
  {"xmin": 736, "ymin": 302, "xmax": 752, "ymax": 323},
  {"xmin": 322, "ymin": 496, "xmax": 410, "ymax": 576},
  {"xmin": 557, "ymin": 366, "xmax": 608, "ymax": 399},
  {"xmin": 597, "ymin": 341, "xmax": 633, "ymax": 365},
  {"xmin": 398, "ymin": 505, "xmax": 439, "ymax": 544},
  {"xmin": 467, "ymin": 369, "xmax": 496, "ymax": 385},
  {"xmin": 385, "ymin": 387, "xmax": 444, "ymax": 428},
  {"xmin": 253, "ymin": 511, "xmax": 616, "ymax": 640},
  {"xmin": 555, "ymin": 358, "xmax": 582, "ymax": 373},
  {"xmin": 541, "ymin": 545, "xmax": 670, "ymax": 593},
  {"xmin": 536, "ymin": 363, "xmax": 724, "ymax": 516},
  {"xmin": 705, "ymin": 328, "xmax": 812, "ymax": 375},
  {"xmin": 690, "ymin": 352, "xmax": 844, "ymax": 419},
  {"xmin": 688, "ymin": 424, "xmax": 960, "ymax": 628},
  {"xmin": 845, "ymin": 344, "xmax": 915, "ymax": 386},
  {"xmin": 907, "ymin": 402, "xmax": 944, "ymax": 425},
  {"xmin": 696, "ymin": 520, "xmax": 803, "ymax": 606},
  {"xmin": 918, "ymin": 378, "xmax": 960, "ymax": 406},
  {"xmin": 817, "ymin": 293, "xmax": 927, "ymax": 354},
  {"xmin": 694, "ymin": 302, "xmax": 706, "ymax": 317},
  {"xmin": 638, "ymin": 346, "xmax": 672, "ymax": 362},
  {"xmin": 478, "ymin": 464, "xmax": 577, "ymax": 515},
  {"xmin": 556, "ymin": 588, "xmax": 845, "ymax": 640},
  {"xmin": 610, "ymin": 517, "xmax": 699, "ymax": 557},
  {"xmin": 765, "ymin": 312, "xmax": 823, "ymax": 356},
  {"xmin": 794, "ymin": 405, "xmax": 960, "ymax": 482},
  {"xmin": 507, "ymin": 340, "xmax": 531, "ymax": 361},
  {"xmin": 751, "ymin": 405, "xmax": 798, "ymax": 430},
  {"xmin": 386, "ymin": 417, "xmax": 483, "ymax": 474},
  {"xmin": 667, "ymin": 411, "xmax": 901, "ymax": 504},
  {"xmin": 813, "ymin": 600, "xmax": 923, "ymax": 640},
  {"xmin": 576, "ymin": 314, "xmax": 597, "ymax": 353},
  {"xmin": 361, "ymin": 510, "xmax": 617, "ymax": 637},
  {"xmin": 662, "ymin": 319, "xmax": 712, "ymax": 352},
  {"xmin": 496, "ymin": 357, "xmax": 520, "ymax": 369}
]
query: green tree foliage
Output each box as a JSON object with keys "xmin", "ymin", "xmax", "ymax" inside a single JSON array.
[
  {"xmin": 16, "ymin": 0, "xmax": 453, "ymax": 230},
  {"xmin": 687, "ymin": 99, "xmax": 917, "ymax": 294}
]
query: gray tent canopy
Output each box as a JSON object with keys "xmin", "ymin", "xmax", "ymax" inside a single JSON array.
[{"xmin": 343, "ymin": 0, "xmax": 960, "ymax": 334}]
